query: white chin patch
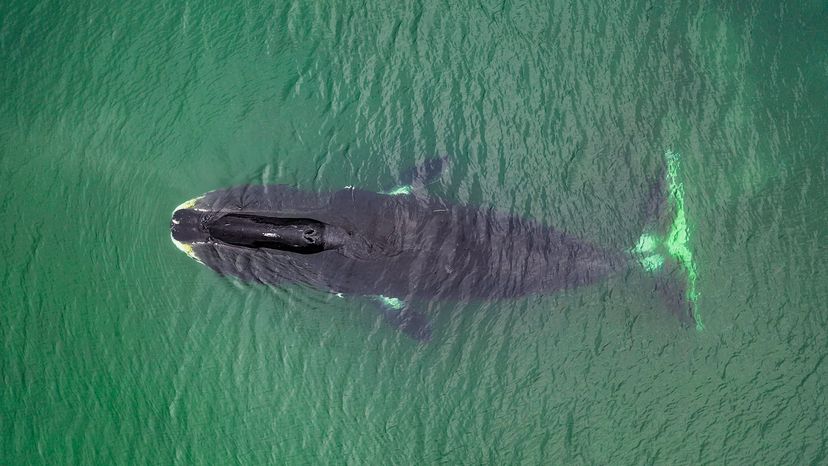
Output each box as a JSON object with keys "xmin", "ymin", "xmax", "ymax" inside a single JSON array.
[
  {"xmin": 171, "ymin": 195, "xmax": 207, "ymax": 264},
  {"xmin": 170, "ymin": 233, "xmax": 205, "ymax": 264},
  {"xmin": 172, "ymin": 196, "xmax": 206, "ymax": 215}
]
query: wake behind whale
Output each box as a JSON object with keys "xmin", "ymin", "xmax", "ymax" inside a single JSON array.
[{"xmin": 170, "ymin": 153, "xmax": 701, "ymax": 340}]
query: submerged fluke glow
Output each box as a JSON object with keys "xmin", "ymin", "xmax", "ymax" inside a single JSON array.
[
  {"xmin": 632, "ymin": 151, "xmax": 702, "ymax": 330},
  {"xmin": 664, "ymin": 150, "xmax": 702, "ymax": 330}
]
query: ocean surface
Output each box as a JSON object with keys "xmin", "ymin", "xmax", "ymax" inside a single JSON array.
[{"xmin": 2, "ymin": 0, "xmax": 827, "ymax": 464}]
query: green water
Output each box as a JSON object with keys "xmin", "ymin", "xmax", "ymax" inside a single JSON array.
[{"xmin": 2, "ymin": 0, "xmax": 827, "ymax": 463}]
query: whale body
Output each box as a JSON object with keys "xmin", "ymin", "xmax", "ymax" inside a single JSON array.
[{"xmin": 170, "ymin": 158, "xmax": 698, "ymax": 340}]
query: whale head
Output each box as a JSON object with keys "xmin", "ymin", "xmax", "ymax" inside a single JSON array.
[{"xmin": 170, "ymin": 195, "xmax": 347, "ymax": 269}]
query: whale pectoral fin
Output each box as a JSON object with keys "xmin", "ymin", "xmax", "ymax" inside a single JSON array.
[
  {"xmin": 404, "ymin": 156, "xmax": 448, "ymax": 185},
  {"xmin": 373, "ymin": 296, "xmax": 432, "ymax": 341},
  {"xmin": 382, "ymin": 307, "xmax": 433, "ymax": 342},
  {"xmin": 385, "ymin": 156, "xmax": 449, "ymax": 195}
]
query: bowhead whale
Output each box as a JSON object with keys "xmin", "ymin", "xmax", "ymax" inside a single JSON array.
[{"xmin": 170, "ymin": 153, "xmax": 701, "ymax": 340}]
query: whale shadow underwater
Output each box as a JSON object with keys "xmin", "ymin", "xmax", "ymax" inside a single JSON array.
[{"xmin": 170, "ymin": 155, "xmax": 700, "ymax": 341}]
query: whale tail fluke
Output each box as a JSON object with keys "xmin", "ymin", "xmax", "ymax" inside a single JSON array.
[{"xmin": 633, "ymin": 150, "xmax": 703, "ymax": 330}]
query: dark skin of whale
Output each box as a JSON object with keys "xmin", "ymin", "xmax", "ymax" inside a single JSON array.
[{"xmin": 171, "ymin": 178, "xmax": 638, "ymax": 340}]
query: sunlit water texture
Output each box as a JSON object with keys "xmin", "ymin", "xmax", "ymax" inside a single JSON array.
[{"xmin": 2, "ymin": 0, "xmax": 827, "ymax": 463}]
